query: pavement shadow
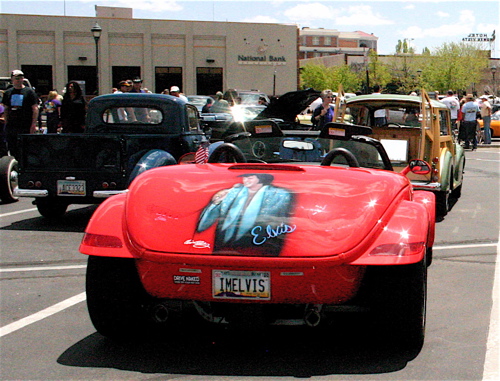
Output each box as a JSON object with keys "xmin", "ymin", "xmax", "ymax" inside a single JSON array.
[
  {"xmin": 58, "ymin": 322, "xmax": 418, "ymax": 377},
  {"xmin": 0, "ymin": 205, "xmax": 97, "ymax": 233}
]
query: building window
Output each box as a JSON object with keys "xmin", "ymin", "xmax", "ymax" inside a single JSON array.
[
  {"xmin": 312, "ymin": 36, "xmax": 320, "ymax": 46},
  {"xmin": 155, "ymin": 67, "xmax": 183, "ymax": 94},
  {"xmin": 112, "ymin": 67, "xmax": 141, "ymax": 90},
  {"xmin": 68, "ymin": 66, "xmax": 96, "ymax": 96},
  {"xmin": 313, "ymin": 51, "xmax": 321, "ymax": 57},
  {"xmin": 21, "ymin": 65, "xmax": 52, "ymax": 97},
  {"xmin": 324, "ymin": 37, "xmax": 331, "ymax": 46},
  {"xmin": 196, "ymin": 67, "xmax": 223, "ymax": 96}
]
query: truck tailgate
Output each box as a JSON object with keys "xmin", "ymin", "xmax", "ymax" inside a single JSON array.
[{"xmin": 19, "ymin": 134, "xmax": 123, "ymax": 173}]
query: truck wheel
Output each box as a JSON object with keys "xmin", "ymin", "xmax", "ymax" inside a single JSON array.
[
  {"xmin": 35, "ymin": 199, "xmax": 68, "ymax": 218},
  {"xmin": 0, "ymin": 156, "xmax": 19, "ymax": 204},
  {"xmin": 128, "ymin": 149, "xmax": 177, "ymax": 186},
  {"xmin": 86, "ymin": 256, "xmax": 155, "ymax": 340},
  {"xmin": 435, "ymin": 191, "xmax": 449, "ymax": 217},
  {"xmin": 368, "ymin": 258, "xmax": 427, "ymax": 353}
]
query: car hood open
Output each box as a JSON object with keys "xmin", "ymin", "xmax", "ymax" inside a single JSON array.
[
  {"xmin": 124, "ymin": 163, "xmax": 410, "ymax": 258},
  {"xmin": 256, "ymin": 88, "xmax": 321, "ymax": 122}
]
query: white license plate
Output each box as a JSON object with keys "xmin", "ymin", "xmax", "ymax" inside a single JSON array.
[
  {"xmin": 212, "ymin": 270, "xmax": 270, "ymax": 300},
  {"xmin": 57, "ymin": 180, "xmax": 86, "ymax": 196}
]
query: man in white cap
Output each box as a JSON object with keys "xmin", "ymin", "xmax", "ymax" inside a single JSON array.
[
  {"xmin": 2, "ymin": 70, "xmax": 39, "ymax": 158},
  {"xmin": 479, "ymin": 94, "xmax": 492, "ymax": 144},
  {"xmin": 170, "ymin": 86, "xmax": 188, "ymax": 102}
]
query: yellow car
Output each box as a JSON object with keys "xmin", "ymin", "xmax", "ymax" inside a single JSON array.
[{"xmin": 478, "ymin": 112, "xmax": 500, "ymax": 137}]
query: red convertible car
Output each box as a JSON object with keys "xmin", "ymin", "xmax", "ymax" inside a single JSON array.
[{"xmin": 80, "ymin": 121, "xmax": 435, "ymax": 351}]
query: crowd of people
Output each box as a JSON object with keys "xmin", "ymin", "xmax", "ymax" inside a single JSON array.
[
  {"xmin": 0, "ymin": 69, "xmax": 497, "ymax": 160},
  {"xmin": 0, "ymin": 71, "xmax": 190, "ymax": 159}
]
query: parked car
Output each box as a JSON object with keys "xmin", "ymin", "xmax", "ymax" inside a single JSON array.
[
  {"xmin": 342, "ymin": 90, "xmax": 465, "ymax": 217},
  {"xmin": 14, "ymin": 93, "xmax": 208, "ymax": 217},
  {"xmin": 187, "ymin": 95, "xmax": 214, "ymax": 113},
  {"xmin": 202, "ymin": 89, "xmax": 320, "ymax": 141},
  {"xmin": 80, "ymin": 121, "xmax": 435, "ymax": 353},
  {"xmin": 478, "ymin": 108, "xmax": 500, "ymax": 138},
  {"xmin": 223, "ymin": 89, "xmax": 270, "ymax": 105}
]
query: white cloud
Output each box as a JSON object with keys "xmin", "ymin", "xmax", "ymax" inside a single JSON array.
[
  {"xmin": 283, "ymin": 3, "xmax": 335, "ymax": 22},
  {"xmin": 283, "ymin": 3, "xmax": 393, "ymax": 26},
  {"xmin": 335, "ymin": 5, "xmax": 394, "ymax": 26},
  {"xmin": 436, "ymin": 11, "xmax": 449, "ymax": 18}
]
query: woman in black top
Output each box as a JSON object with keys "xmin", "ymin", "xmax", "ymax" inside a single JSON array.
[{"xmin": 60, "ymin": 81, "xmax": 86, "ymax": 133}]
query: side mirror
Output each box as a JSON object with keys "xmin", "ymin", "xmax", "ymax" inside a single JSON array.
[
  {"xmin": 409, "ymin": 159, "xmax": 431, "ymax": 175},
  {"xmin": 401, "ymin": 159, "xmax": 431, "ymax": 175}
]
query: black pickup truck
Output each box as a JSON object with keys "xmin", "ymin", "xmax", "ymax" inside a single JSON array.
[{"xmin": 14, "ymin": 93, "xmax": 208, "ymax": 217}]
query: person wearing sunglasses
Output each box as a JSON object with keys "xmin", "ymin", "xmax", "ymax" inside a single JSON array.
[{"xmin": 311, "ymin": 89, "xmax": 335, "ymax": 130}]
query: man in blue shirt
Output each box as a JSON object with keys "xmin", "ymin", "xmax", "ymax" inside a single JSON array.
[{"xmin": 460, "ymin": 94, "xmax": 479, "ymax": 150}]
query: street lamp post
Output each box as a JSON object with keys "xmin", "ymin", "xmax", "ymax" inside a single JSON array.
[
  {"xmin": 91, "ymin": 22, "xmax": 102, "ymax": 95},
  {"xmin": 491, "ymin": 65, "xmax": 497, "ymax": 98}
]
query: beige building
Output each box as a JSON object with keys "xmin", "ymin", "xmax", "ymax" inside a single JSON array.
[{"xmin": 0, "ymin": 13, "xmax": 299, "ymax": 97}]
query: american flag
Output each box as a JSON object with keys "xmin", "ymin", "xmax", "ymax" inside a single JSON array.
[{"xmin": 195, "ymin": 142, "xmax": 210, "ymax": 164}]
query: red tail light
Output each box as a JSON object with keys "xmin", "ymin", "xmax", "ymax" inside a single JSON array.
[
  {"xmin": 369, "ymin": 242, "xmax": 425, "ymax": 257},
  {"xmin": 82, "ymin": 233, "xmax": 123, "ymax": 248}
]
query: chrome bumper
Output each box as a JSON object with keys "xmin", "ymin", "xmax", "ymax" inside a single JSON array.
[
  {"xmin": 14, "ymin": 188, "xmax": 48, "ymax": 197},
  {"xmin": 411, "ymin": 181, "xmax": 442, "ymax": 191},
  {"xmin": 93, "ymin": 189, "xmax": 128, "ymax": 198}
]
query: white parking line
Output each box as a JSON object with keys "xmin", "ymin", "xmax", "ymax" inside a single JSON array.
[
  {"xmin": 0, "ymin": 242, "xmax": 498, "ymax": 381},
  {"xmin": 483, "ymin": 242, "xmax": 500, "ymax": 380},
  {"xmin": 0, "ymin": 265, "xmax": 86, "ymax": 273},
  {"xmin": 0, "ymin": 292, "xmax": 86, "ymax": 338},
  {"xmin": 0, "ymin": 208, "xmax": 38, "ymax": 218}
]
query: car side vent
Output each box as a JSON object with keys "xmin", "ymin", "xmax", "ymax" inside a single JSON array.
[{"xmin": 228, "ymin": 164, "xmax": 305, "ymax": 172}]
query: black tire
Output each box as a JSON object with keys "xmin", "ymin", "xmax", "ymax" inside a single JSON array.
[
  {"xmin": 0, "ymin": 156, "xmax": 19, "ymax": 204},
  {"xmin": 208, "ymin": 143, "xmax": 247, "ymax": 163},
  {"xmin": 435, "ymin": 191, "xmax": 449, "ymax": 217},
  {"xmin": 367, "ymin": 258, "xmax": 427, "ymax": 353},
  {"xmin": 321, "ymin": 148, "xmax": 360, "ymax": 167},
  {"xmin": 86, "ymin": 256, "xmax": 156, "ymax": 341},
  {"xmin": 35, "ymin": 198, "xmax": 68, "ymax": 219}
]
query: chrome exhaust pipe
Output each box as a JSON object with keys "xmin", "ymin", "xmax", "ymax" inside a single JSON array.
[
  {"xmin": 152, "ymin": 303, "xmax": 170, "ymax": 323},
  {"xmin": 304, "ymin": 304, "xmax": 322, "ymax": 327}
]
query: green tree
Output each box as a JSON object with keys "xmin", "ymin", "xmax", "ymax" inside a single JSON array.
[
  {"xmin": 423, "ymin": 42, "xmax": 489, "ymax": 93},
  {"xmin": 300, "ymin": 63, "xmax": 362, "ymax": 93}
]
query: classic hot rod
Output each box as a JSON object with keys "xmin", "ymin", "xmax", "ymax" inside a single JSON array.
[{"xmin": 80, "ymin": 121, "xmax": 435, "ymax": 352}]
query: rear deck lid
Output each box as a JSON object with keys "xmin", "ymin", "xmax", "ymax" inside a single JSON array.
[{"xmin": 125, "ymin": 163, "xmax": 409, "ymax": 257}]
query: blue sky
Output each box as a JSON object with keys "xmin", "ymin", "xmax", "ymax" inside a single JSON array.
[{"xmin": 2, "ymin": 0, "xmax": 499, "ymax": 57}]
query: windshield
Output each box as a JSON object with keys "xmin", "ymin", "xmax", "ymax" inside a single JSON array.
[
  {"xmin": 229, "ymin": 131, "xmax": 388, "ymax": 170},
  {"xmin": 102, "ymin": 107, "xmax": 162, "ymax": 124}
]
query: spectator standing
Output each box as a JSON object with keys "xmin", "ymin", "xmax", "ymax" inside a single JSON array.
[
  {"xmin": 130, "ymin": 77, "xmax": 146, "ymax": 93},
  {"xmin": 460, "ymin": 94, "xmax": 479, "ymax": 150},
  {"xmin": 311, "ymin": 89, "xmax": 335, "ymax": 130},
  {"xmin": 201, "ymin": 98, "xmax": 213, "ymax": 113},
  {"xmin": 479, "ymin": 95, "xmax": 492, "ymax": 144},
  {"xmin": 60, "ymin": 81, "xmax": 86, "ymax": 133},
  {"xmin": 43, "ymin": 90, "xmax": 62, "ymax": 133},
  {"xmin": 2, "ymin": 70, "xmax": 39, "ymax": 158},
  {"xmin": 441, "ymin": 90, "xmax": 460, "ymax": 132},
  {"xmin": 372, "ymin": 85, "xmax": 389, "ymax": 126},
  {"xmin": 116, "ymin": 80, "xmax": 133, "ymax": 93},
  {"xmin": 170, "ymin": 86, "xmax": 188, "ymax": 102},
  {"xmin": 0, "ymin": 101, "xmax": 7, "ymax": 157},
  {"xmin": 210, "ymin": 91, "xmax": 230, "ymax": 113}
]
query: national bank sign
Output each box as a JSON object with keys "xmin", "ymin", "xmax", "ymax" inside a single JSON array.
[{"xmin": 238, "ymin": 54, "xmax": 287, "ymax": 65}]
